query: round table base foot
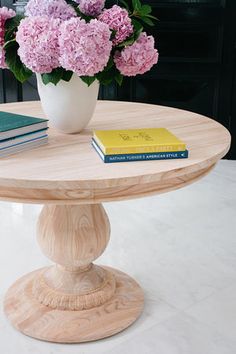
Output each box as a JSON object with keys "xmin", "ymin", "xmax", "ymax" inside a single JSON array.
[{"xmin": 4, "ymin": 266, "xmax": 144, "ymax": 343}]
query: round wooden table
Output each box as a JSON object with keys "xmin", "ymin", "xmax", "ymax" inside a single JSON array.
[{"xmin": 0, "ymin": 101, "xmax": 231, "ymax": 343}]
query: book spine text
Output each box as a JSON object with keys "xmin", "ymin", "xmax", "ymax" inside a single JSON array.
[{"xmin": 104, "ymin": 151, "xmax": 188, "ymax": 163}]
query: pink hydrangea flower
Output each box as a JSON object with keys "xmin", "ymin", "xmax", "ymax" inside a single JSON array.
[
  {"xmin": 99, "ymin": 5, "xmax": 133, "ymax": 46},
  {"xmin": 16, "ymin": 16, "xmax": 60, "ymax": 74},
  {"xmin": 78, "ymin": 0, "xmax": 105, "ymax": 17},
  {"xmin": 0, "ymin": 7, "xmax": 16, "ymax": 68},
  {"xmin": 59, "ymin": 18, "xmax": 112, "ymax": 76},
  {"xmin": 0, "ymin": 6, "xmax": 15, "ymax": 45},
  {"xmin": 25, "ymin": 0, "xmax": 77, "ymax": 20},
  {"xmin": 0, "ymin": 48, "xmax": 7, "ymax": 68},
  {"xmin": 114, "ymin": 33, "xmax": 159, "ymax": 76}
]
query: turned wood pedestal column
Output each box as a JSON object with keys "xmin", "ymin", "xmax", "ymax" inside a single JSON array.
[
  {"xmin": 0, "ymin": 101, "xmax": 231, "ymax": 343},
  {"xmin": 4, "ymin": 204, "xmax": 143, "ymax": 342}
]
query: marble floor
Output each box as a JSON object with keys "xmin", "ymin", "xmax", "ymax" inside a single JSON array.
[{"xmin": 0, "ymin": 160, "xmax": 235, "ymax": 354}]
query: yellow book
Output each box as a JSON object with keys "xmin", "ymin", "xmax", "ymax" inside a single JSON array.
[{"xmin": 93, "ymin": 128, "xmax": 186, "ymax": 155}]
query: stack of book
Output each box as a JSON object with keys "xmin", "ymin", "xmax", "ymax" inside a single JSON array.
[
  {"xmin": 0, "ymin": 111, "xmax": 48, "ymax": 158},
  {"xmin": 92, "ymin": 128, "xmax": 188, "ymax": 163}
]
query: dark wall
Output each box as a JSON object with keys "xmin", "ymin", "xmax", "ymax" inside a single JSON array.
[{"xmin": 1, "ymin": 0, "xmax": 236, "ymax": 158}]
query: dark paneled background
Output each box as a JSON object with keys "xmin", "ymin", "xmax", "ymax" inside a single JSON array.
[{"xmin": 1, "ymin": 0, "xmax": 236, "ymax": 158}]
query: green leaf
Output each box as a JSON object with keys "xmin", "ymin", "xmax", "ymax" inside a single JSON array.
[
  {"xmin": 98, "ymin": 77, "xmax": 113, "ymax": 86},
  {"xmin": 41, "ymin": 68, "xmax": 64, "ymax": 85},
  {"xmin": 75, "ymin": 7, "xmax": 93, "ymax": 22},
  {"xmin": 104, "ymin": 57, "xmax": 114, "ymax": 72},
  {"xmin": 141, "ymin": 17, "xmax": 155, "ymax": 26},
  {"xmin": 132, "ymin": 18, "xmax": 143, "ymax": 32},
  {"xmin": 139, "ymin": 4, "xmax": 152, "ymax": 16},
  {"xmin": 132, "ymin": 0, "xmax": 141, "ymax": 11},
  {"xmin": 65, "ymin": 0, "xmax": 78, "ymax": 7},
  {"xmin": 96, "ymin": 70, "xmax": 113, "ymax": 86},
  {"xmin": 80, "ymin": 76, "xmax": 96, "ymax": 86},
  {"xmin": 117, "ymin": 35, "xmax": 135, "ymax": 47},
  {"xmin": 65, "ymin": 0, "xmax": 80, "ymax": 12},
  {"xmin": 115, "ymin": 72, "xmax": 124, "ymax": 86},
  {"xmin": 134, "ymin": 25, "xmax": 143, "ymax": 41},
  {"xmin": 3, "ymin": 38, "xmax": 16, "ymax": 50},
  {"xmin": 111, "ymin": 29, "xmax": 117, "ymax": 41},
  {"xmin": 42, "ymin": 68, "xmax": 73, "ymax": 85},
  {"xmin": 62, "ymin": 70, "xmax": 73, "ymax": 82},
  {"xmin": 4, "ymin": 15, "xmax": 23, "ymax": 42},
  {"xmin": 145, "ymin": 14, "xmax": 158, "ymax": 20},
  {"xmin": 119, "ymin": 0, "xmax": 130, "ymax": 11},
  {"xmin": 5, "ymin": 42, "xmax": 32, "ymax": 83}
]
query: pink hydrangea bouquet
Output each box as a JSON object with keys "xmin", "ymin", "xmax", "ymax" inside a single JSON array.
[{"xmin": 0, "ymin": 0, "xmax": 159, "ymax": 86}]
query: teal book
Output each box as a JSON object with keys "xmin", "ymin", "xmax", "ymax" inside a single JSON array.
[
  {"xmin": 0, "ymin": 111, "xmax": 48, "ymax": 140},
  {"xmin": 92, "ymin": 139, "xmax": 189, "ymax": 163}
]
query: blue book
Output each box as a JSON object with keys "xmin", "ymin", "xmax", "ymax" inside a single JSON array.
[{"xmin": 92, "ymin": 139, "xmax": 189, "ymax": 163}]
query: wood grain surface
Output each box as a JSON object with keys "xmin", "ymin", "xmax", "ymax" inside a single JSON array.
[
  {"xmin": 0, "ymin": 101, "xmax": 231, "ymax": 204},
  {"xmin": 35, "ymin": 204, "xmax": 115, "ymax": 311},
  {"xmin": 4, "ymin": 266, "xmax": 144, "ymax": 343}
]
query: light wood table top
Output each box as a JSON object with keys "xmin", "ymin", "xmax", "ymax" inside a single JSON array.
[{"xmin": 0, "ymin": 100, "xmax": 231, "ymax": 204}]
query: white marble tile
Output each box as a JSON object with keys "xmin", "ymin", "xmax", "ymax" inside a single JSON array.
[
  {"xmin": 213, "ymin": 159, "xmax": 236, "ymax": 182},
  {"xmin": 102, "ymin": 161, "xmax": 236, "ymax": 310},
  {"xmin": 186, "ymin": 285, "xmax": 236, "ymax": 342},
  {"xmin": 106, "ymin": 313, "xmax": 236, "ymax": 354}
]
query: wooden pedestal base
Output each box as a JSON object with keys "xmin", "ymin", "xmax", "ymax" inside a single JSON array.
[
  {"xmin": 4, "ymin": 204, "xmax": 144, "ymax": 343},
  {"xmin": 4, "ymin": 266, "xmax": 144, "ymax": 343}
]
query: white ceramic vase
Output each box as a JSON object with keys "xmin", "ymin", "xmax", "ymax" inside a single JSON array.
[{"xmin": 36, "ymin": 73, "xmax": 100, "ymax": 134}]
